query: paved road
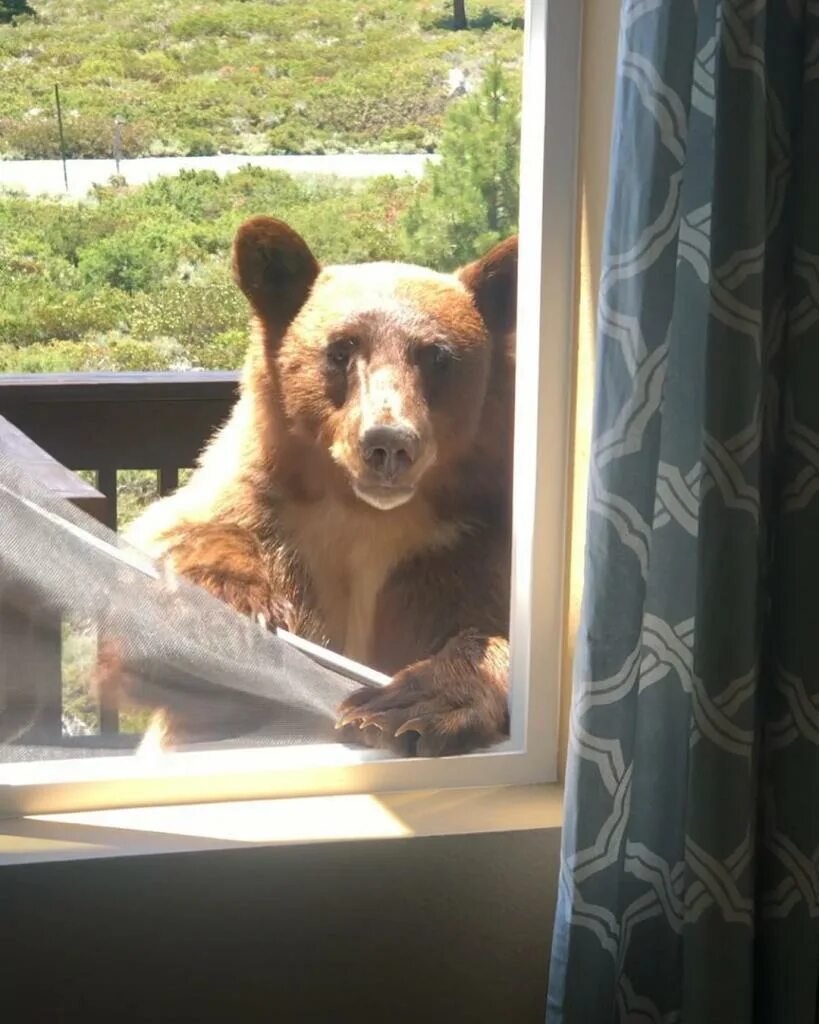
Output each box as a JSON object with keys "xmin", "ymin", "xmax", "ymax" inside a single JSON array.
[{"xmin": 0, "ymin": 152, "xmax": 437, "ymax": 198}]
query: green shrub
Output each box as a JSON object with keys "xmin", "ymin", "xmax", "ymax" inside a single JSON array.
[
  {"xmin": 194, "ymin": 328, "xmax": 250, "ymax": 370},
  {"xmin": 77, "ymin": 223, "xmax": 183, "ymax": 292},
  {"xmin": 0, "ymin": 336, "xmax": 180, "ymax": 372},
  {"xmin": 0, "ymin": 281, "xmax": 129, "ymax": 345},
  {"xmin": 0, "ymin": 112, "xmax": 149, "ymax": 160},
  {"xmin": 402, "ymin": 58, "xmax": 520, "ymax": 270},
  {"xmin": 129, "ymin": 282, "xmax": 247, "ymax": 349},
  {"xmin": 0, "ymin": 0, "xmax": 34, "ymax": 25}
]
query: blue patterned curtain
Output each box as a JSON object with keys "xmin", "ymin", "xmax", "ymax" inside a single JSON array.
[{"xmin": 548, "ymin": 1, "xmax": 819, "ymax": 1021}]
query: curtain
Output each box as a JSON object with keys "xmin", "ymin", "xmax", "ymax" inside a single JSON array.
[{"xmin": 548, "ymin": 1, "xmax": 819, "ymax": 1021}]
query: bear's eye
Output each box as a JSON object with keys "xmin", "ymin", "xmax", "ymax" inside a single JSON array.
[
  {"xmin": 326, "ymin": 337, "xmax": 356, "ymax": 371},
  {"xmin": 429, "ymin": 343, "xmax": 454, "ymax": 371}
]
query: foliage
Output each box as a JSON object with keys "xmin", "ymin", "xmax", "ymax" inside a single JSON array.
[
  {"xmin": 61, "ymin": 622, "xmax": 100, "ymax": 737},
  {"xmin": 1, "ymin": 89, "xmax": 523, "ymax": 369},
  {"xmin": 401, "ymin": 58, "xmax": 520, "ymax": 270},
  {"xmin": 0, "ymin": 0, "xmax": 523, "ymax": 158},
  {"xmin": 0, "ymin": 167, "xmax": 420, "ymax": 371},
  {"xmin": 0, "ymin": 0, "xmax": 33, "ymax": 25}
]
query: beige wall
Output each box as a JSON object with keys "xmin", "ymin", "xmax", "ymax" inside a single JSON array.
[
  {"xmin": 5, "ymin": 828, "xmax": 561, "ymax": 1022},
  {"xmin": 559, "ymin": 0, "xmax": 621, "ymax": 775}
]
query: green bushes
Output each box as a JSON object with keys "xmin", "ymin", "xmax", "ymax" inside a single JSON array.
[
  {"xmin": 401, "ymin": 59, "xmax": 520, "ymax": 269},
  {"xmin": 0, "ymin": 336, "xmax": 180, "ymax": 372},
  {"xmin": 0, "ymin": 112, "xmax": 150, "ymax": 160},
  {"xmin": 78, "ymin": 224, "xmax": 184, "ymax": 293},
  {"xmin": 0, "ymin": 275, "xmax": 130, "ymax": 346},
  {"xmin": 0, "ymin": 0, "xmax": 523, "ymax": 158},
  {"xmin": 0, "ymin": 167, "xmax": 420, "ymax": 371},
  {"xmin": 0, "ymin": 0, "xmax": 34, "ymax": 25},
  {"xmin": 0, "ymin": 73, "xmax": 523, "ymax": 374}
]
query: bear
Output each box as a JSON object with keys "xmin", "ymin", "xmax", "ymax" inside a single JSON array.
[{"xmin": 126, "ymin": 216, "xmax": 517, "ymax": 757}]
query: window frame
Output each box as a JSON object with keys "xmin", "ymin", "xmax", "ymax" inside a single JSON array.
[{"xmin": 0, "ymin": 0, "xmax": 583, "ymax": 818}]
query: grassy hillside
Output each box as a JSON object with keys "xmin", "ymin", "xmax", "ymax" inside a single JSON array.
[{"xmin": 0, "ymin": 0, "xmax": 523, "ymax": 158}]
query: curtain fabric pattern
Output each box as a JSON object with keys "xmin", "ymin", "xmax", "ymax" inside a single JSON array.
[{"xmin": 548, "ymin": 1, "xmax": 819, "ymax": 1021}]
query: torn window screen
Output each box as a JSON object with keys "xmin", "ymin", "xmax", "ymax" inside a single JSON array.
[{"xmin": 0, "ymin": 454, "xmax": 372, "ymax": 761}]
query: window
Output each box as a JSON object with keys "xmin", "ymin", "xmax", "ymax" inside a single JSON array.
[{"xmin": 0, "ymin": 0, "xmax": 582, "ymax": 816}]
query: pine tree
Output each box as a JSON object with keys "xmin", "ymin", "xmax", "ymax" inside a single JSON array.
[
  {"xmin": 453, "ymin": 0, "xmax": 467, "ymax": 30},
  {"xmin": 402, "ymin": 59, "xmax": 520, "ymax": 271},
  {"xmin": 0, "ymin": 0, "xmax": 34, "ymax": 24}
]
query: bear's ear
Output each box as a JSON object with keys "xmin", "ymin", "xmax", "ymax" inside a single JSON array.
[
  {"xmin": 233, "ymin": 216, "xmax": 320, "ymax": 336},
  {"xmin": 457, "ymin": 236, "xmax": 518, "ymax": 339}
]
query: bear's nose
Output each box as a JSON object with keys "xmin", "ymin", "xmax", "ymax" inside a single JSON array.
[{"xmin": 360, "ymin": 425, "xmax": 421, "ymax": 481}]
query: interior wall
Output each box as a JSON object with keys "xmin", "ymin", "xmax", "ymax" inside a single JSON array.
[{"xmin": 5, "ymin": 828, "xmax": 560, "ymax": 1024}]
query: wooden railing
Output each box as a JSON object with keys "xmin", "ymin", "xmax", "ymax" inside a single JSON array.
[
  {"xmin": 0, "ymin": 371, "xmax": 239, "ymax": 528},
  {"xmin": 0, "ymin": 371, "xmax": 239, "ymax": 747}
]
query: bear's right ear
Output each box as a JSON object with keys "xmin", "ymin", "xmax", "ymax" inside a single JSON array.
[{"xmin": 233, "ymin": 217, "xmax": 320, "ymax": 337}]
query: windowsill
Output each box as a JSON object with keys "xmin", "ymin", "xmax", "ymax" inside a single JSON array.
[{"xmin": 0, "ymin": 783, "xmax": 563, "ymax": 866}]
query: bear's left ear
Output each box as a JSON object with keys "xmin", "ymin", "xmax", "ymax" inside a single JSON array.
[
  {"xmin": 457, "ymin": 236, "xmax": 518, "ymax": 339},
  {"xmin": 233, "ymin": 216, "xmax": 320, "ymax": 339}
]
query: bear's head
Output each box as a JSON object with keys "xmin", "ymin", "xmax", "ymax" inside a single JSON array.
[{"xmin": 233, "ymin": 216, "xmax": 517, "ymax": 512}]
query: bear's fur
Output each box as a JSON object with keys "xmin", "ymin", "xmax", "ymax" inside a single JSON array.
[{"xmin": 127, "ymin": 217, "xmax": 517, "ymax": 756}]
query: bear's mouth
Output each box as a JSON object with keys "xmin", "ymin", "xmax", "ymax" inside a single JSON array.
[{"xmin": 352, "ymin": 481, "xmax": 416, "ymax": 511}]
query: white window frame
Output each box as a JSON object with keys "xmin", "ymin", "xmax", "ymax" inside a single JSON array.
[{"xmin": 0, "ymin": 0, "xmax": 583, "ymax": 818}]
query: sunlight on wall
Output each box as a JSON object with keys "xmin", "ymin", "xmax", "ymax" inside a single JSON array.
[
  {"xmin": 13, "ymin": 786, "xmax": 561, "ymax": 855},
  {"xmin": 33, "ymin": 795, "xmax": 411, "ymax": 844},
  {"xmin": 559, "ymin": 0, "xmax": 620, "ymax": 775}
]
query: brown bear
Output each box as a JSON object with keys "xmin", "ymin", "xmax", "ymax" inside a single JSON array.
[{"xmin": 126, "ymin": 216, "xmax": 517, "ymax": 757}]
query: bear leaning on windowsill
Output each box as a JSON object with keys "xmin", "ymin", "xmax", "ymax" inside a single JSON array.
[{"xmin": 121, "ymin": 216, "xmax": 517, "ymax": 757}]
